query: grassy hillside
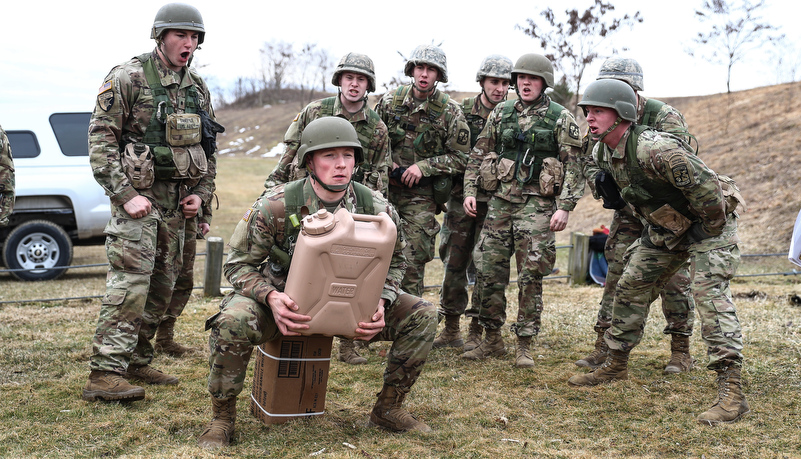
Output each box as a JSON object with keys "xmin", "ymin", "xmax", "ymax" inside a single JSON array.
[{"xmin": 216, "ymin": 83, "xmax": 801, "ymax": 255}]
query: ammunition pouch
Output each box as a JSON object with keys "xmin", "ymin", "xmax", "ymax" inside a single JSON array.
[
  {"xmin": 718, "ymin": 174, "xmax": 746, "ymax": 215},
  {"xmin": 152, "ymin": 144, "xmax": 208, "ymax": 181},
  {"xmin": 165, "ymin": 113, "xmax": 202, "ymax": 146},
  {"xmin": 477, "ymin": 151, "xmax": 499, "ymax": 192},
  {"xmin": 648, "ymin": 204, "xmax": 693, "ymax": 237},
  {"xmin": 539, "ymin": 157, "xmax": 563, "ymax": 197},
  {"xmin": 497, "ymin": 157, "xmax": 516, "ymax": 183},
  {"xmin": 122, "ymin": 143, "xmax": 155, "ymax": 190}
]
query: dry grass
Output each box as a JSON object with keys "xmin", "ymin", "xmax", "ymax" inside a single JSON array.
[{"xmin": 2, "ymin": 85, "xmax": 801, "ymax": 458}]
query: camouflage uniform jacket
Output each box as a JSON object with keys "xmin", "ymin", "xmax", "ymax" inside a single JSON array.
[
  {"xmin": 464, "ymin": 95, "xmax": 583, "ymax": 209},
  {"xmin": 266, "ymin": 96, "xmax": 391, "ymax": 195},
  {"xmin": 225, "ymin": 179, "xmax": 407, "ymax": 307},
  {"xmin": 587, "ymin": 127, "xmax": 737, "ymax": 251},
  {"xmin": 0, "ymin": 125, "xmax": 14, "ymax": 226},
  {"xmin": 459, "ymin": 95, "xmax": 495, "ymax": 202},
  {"xmin": 89, "ymin": 49, "xmax": 217, "ymax": 211},
  {"xmin": 375, "ymin": 84, "xmax": 470, "ymax": 190}
]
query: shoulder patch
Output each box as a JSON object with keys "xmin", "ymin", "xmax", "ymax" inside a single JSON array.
[
  {"xmin": 98, "ymin": 80, "xmax": 112, "ymax": 94},
  {"xmin": 457, "ymin": 128, "xmax": 470, "ymax": 146},
  {"xmin": 97, "ymin": 82, "xmax": 114, "ymax": 112},
  {"xmin": 242, "ymin": 208, "xmax": 254, "ymax": 222},
  {"xmin": 293, "ymin": 112, "xmax": 301, "ymax": 122},
  {"xmin": 568, "ymin": 122, "xmax": 580, "ymax": 140},
  {"xmin": 668, "ymin": 155, "xmax": 693, "ymax": 187}
]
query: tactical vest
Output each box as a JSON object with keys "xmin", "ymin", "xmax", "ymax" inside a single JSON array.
[
  {"xmin": 386, "ymin": 85, "xmax": 450, "ymax": 157},
  {"xmin": 136, "ymin": 53, "xmax": 200, "ymax": 147},
  {"xmin": 267, "ymin": 180, "xmax": 375, "ymax": 270},
  {"xmin": 497, "ymin": 100, "xmax": 563, "ymax": 185},
  {"xmin": 319, "ymin": 97, "xmax": 381, "ymax": 182},
  {"xmin": 461, "ymin": 97, "xmax": 485, "ymax": 148},
  {"xmin": 596, "ymin": 125, "xmax": 697, "ymax": 223}
]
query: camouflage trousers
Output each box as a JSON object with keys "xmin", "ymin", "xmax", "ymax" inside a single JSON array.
[
  {"xmin": 205, "ymin": 291, "xmax": 437, "ymax": 399},
  {"xmin": 89, "ymin": 205, "xmax": 185, "ymax": 373},
  {"xmin": 163, "ymin": 217, "xmax": 198, "ymax": 320},
  {"xmin": 473, "ymin": 195, "xmax": 556, "ymax": 337},
  {"xmin": 388, "ymin": 186, "xmax": 439, "ymax": 296},
  {"xmin": 607, "ymin": 239, "xmax": 744, "ymax": 370},
  {"xmin": 438, "ymin": 193, "xmax": 488, "ymax": 317},
  {"xmin": 596, "ymin": 209, "xmax": 695, "ymax": 335}
]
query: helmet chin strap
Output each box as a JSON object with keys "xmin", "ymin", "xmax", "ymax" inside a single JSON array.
[
  {"xmin": 593, "ymin": 116, "xmax": 623, "ymax": 143},
  {"xmin": 309, "ymin": 170, "xmax": 350, "ymax": 193}
]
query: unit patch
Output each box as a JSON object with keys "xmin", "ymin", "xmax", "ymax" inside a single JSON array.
[
  {"xmin": 669, "ymin": 155, "xmax": 693, "ymax": 187},
  {"xmin": 457, "ymin": 128, "xmax": 469, "ymax": 145},
  {"xmin": 568, "ymin": 122, "xmax": 580, "ymax": 140},
  {"xmin": 97, "ymin": 80, "xmax": 114, "ymax": 112}
]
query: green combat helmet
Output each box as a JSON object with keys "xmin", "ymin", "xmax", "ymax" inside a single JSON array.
[
  {"xmin": 151, "ymin": 2, "xmax": 205, "ymax": 44},
  {"xmin": 597, "ymin": 57, "xmax": 644, "ymax": 91},
  {"xmin": 404, "ymin": 45, "xmax": 448, "ymax": 83},
  {"xmin": 577, "ymin": 79, "xmax": 638, "ymax": 123},
  {"xmin": 511, "ymin": 53, "xmax": 554, "ymax": 89},
  {"xmin": 476, "ymin": 54, "xmax": 513, "ymax": 82},
  {"xmin": 297, "ymin": 117, "xmax": 365, "ymax": 168},
  {"xmin": 332, "ymin": 52, "xmax": 377, "ymax": 93}
]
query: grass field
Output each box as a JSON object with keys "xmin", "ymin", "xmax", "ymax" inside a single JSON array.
[{"xmin": 1, "ymin": 156, "xmax": 800, "ymax": 458}]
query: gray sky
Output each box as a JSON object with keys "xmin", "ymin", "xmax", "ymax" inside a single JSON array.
[{"xmin": 1, "ymin": 0, "xmax": 797, "ymax": 130}]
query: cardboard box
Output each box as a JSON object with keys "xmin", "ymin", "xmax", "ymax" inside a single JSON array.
[{"xmin": 250, "ymin": 335, "xmax": 333, "ymax": 425}]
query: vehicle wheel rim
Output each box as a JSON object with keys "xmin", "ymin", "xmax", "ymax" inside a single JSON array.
[{"xmin": 15, "ymin": 232, "xmax": 61, "ymax": 273}]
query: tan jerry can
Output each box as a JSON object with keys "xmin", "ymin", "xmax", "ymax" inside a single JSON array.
[{"xmin": 283, "ymin": 208, "xmax": 397, "ymax": 338}]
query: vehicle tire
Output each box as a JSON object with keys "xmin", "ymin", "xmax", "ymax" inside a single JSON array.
[{"xmin": 2, "ymin": 220, "xmax": 73, "ymax": 281}]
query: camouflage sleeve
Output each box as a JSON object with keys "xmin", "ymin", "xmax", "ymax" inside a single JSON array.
[
  {"xmin": 0, "ymin": 126, "xmax": 15, "ymax": 226},
  {"xmin": 265, "ymin": 109, "xmax": 307, "ymax": 188},
  {"xmin": 580, "ymin": 136, "xmax": 603, "ymax": 199},
  {"xmin": 555, "ymin": 110, "xmax": 584, "ymax": 211},
  {"xmin": 88, "ymin": 67, "xmax": 141, "ymax": 207},
  {"xmin": 372, "ymin": 192, "xmax": 407, "ymax": 304},
  {"xmin": 463, "ymin": 108, "xmax": 501, "ymax": 199},
  {"xmin": 224, "ymin": 197, "xmax": 281, "ymax": 304},
  {"xmin": 362, "ymin": 121, "xmax": 391, "ymax": 195},
  {"xmin": 651, "ymin": 144, "xmax": 727, "ymax": 236},
  {"xmin": 416, "ymin": 102, "xmax": 470, "ymax": 177}
]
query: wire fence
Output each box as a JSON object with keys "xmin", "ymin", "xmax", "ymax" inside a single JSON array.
[{"xmin": 1, "ymin": 246, "xmax": 798, "ymax": 306}]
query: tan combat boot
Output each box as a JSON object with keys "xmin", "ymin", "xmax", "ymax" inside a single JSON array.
[
  {"xmin": 463, "ymin": 318, "xmax": 483, "ymax": 352},
  {"xmin": 515, "ymin": 336, "xmax": 535, "ymax": 368},
  {"xmin": 338, "ymin": 338, "xmax": 367, "ymax": 365},
  {"xmin": 568, "ymin": 349, "xmax": 629, "ymax": 386},
  {"xmin": 198, "ymin": 396, "xmax": 237, "ymax": 448},
  {"xmin": 155, "ymin": 316, "xmax": 196, "ymax": 357},
  {"xmin": 574, "ymin": 330, "xmax": 608, "ymax": 369},
  {"xmin": 125, "ymin": 365, "xmax": 179, "ymax": 385},
  {"xmin": 82, "ymin": 370, "xmax": 146, "ymax": 402},
  {"xmin": 461, "ymin": 327, "xmax": 505, "ymax": 360},
  {"xmin": 433, "ymin": 314, "xmax": 464, "ymax": 348},
  {"xmin": 368, "ymin": 384, "xmax": 432, "ymax": 433},
  {"xmin": 697, "ymin": 366, "xmax": 750, "ymax": 426},
  {"xmin": 664, "ymin": 334, "xmax": 695, "ymax": 374}
]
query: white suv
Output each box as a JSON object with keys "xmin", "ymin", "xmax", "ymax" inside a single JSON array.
[{"xmin": 2, "ymin": 112, "xmax": 111, "ymax": 280}]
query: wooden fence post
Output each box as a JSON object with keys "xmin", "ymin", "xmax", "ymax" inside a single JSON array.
[
  {"xmin": 568, "ymin": 232, "xmax": 590, "ymax": 286},
  {"xmin": 204, "ymin": 237, "xmax": 224, "ymax": 297}
]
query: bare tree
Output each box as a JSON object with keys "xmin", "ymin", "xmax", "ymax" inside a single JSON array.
[
  {"xmin": 688, "ymin": 0, "xmax": 784, "ymax": 93},
  {"xmin": 259, "ymin": 40, "xmax": 294, "ymax": 91},
  {"xmin": 317, "ymin": 48, "xmax": 335, "ymax": 93},
  {"xmin": 517, "ymin": 0, "xmax": 642, "ymax": 113}
]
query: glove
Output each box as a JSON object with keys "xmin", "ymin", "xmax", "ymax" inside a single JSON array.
[{"xmin": 595, "ymin": 171, "xmax": 627, "ymax": 210}]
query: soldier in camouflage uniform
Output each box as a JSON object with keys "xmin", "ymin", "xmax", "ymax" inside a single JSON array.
[
  {"xmin": 461, "ymin": 54, "xmax": 584, "ymax": 368},
  {"xmin": 375, "ymin": 45, "xmax": 471, "ymax": 296},
  {"xmin": 82, "ymin": 3, "xmax": 218, "ymax": 402},
  {"xmin": 569, "ymin": 79, "xmax": 750, "ymax": 427},
  {"xmin": 154, "ymin": 198, "xmax": 213, "ymax": 357},
  {"xmin": 263, "ymin": 52, "xmax": 391, "ymax": 366},
  {"xmin": 0, "ymin": 125, "xmax": 14, "ymax": 227},
  {"xmin": 264, "ymin": 52, "xmax": 390, "ymax": 195},
  {"xmin": 434, "ymin": 55, "xmax": 512, "ymax": 351},
  {"xmin": 575, "ymin": 58, "xmax": 696, "ymax": 375},
  {"xmin": 199, "ymin": 118, "xmax": 436, "ymax": 449}
]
